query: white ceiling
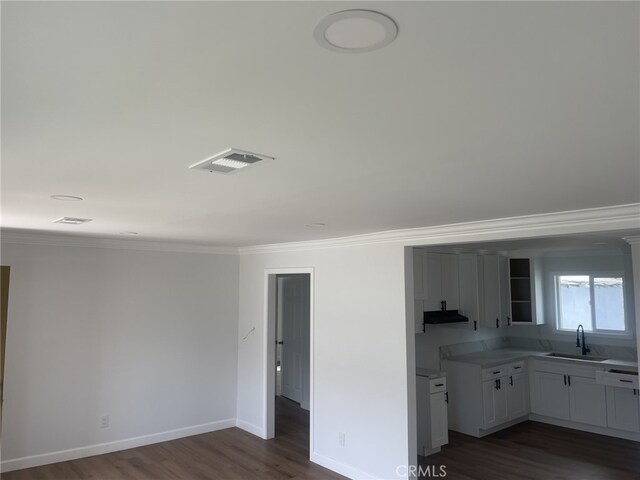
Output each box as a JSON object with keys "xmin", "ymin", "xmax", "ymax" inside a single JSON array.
[{"xmin": 2, "ymin": 1, "xmax": 639, "ymax": 247}]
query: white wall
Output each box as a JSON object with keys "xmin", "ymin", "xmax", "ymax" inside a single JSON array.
[
  {"xmin": 414, "ymin": 327, "xmax": 505, "ymax": 370},
  {"xmin": 236, "ymin": 244, "xmax": 411, "ymax": 480},
  {"xmin": 1, "ymin": 242, "xmax": 239, "ymax": 470}
]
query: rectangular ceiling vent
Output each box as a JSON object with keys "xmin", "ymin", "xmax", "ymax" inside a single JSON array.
[
  {"xmin": 53, "ymin": 217, "xmax": 93, "ymax": 225},
  {"xmin": 189, "ymin": 148, "xmax": 274, "ymax": 175}
]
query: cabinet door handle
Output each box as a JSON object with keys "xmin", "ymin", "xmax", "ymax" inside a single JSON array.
[
  {"xmin": 563, "ymin": 375, "xmax": 567, "ymax": 386},
  {"xmin": 509, "ymin": 376, "xmax": 513, "ymax": 386},
  {"xmin": 568, "ymin": 375, "xmax": 571, "ymax": 387},
  {"xmin": 495, "ymin": 379, "xmax": 499, "ymax": 390},
  {"xmin": 634, "ymin": 389, "xmax": 637, "ymax": 396},
  {"xmin": 474, "ymin": 321, "xmax": 478, "ymax": 331},
  {"xmin": 507, "ymin": 317, "xmax": 511, "ymax": 326},
  {"xmin": 445, "ymin": 392, "xmax": 449, "ymax": 403},
  {"xmin": 496, "ymin": 318, "xmax": 500, "ymax": 328}
]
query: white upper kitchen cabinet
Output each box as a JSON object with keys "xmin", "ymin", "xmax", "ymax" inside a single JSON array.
[
  {"xmin": 421, "ymin": 252, "xmax": 460, "ymax": 312},
  {"xmin": 481, "ymin": 254, "xmax": 503, "ymax": 329},
  {"xmin": 458, "ymin": 253, "xmax": 482, "ymax": 331}
]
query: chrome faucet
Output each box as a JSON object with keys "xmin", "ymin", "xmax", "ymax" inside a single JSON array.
[{"xmin": 576, "ymin": 324, "xmax": 590, "ymax": 356}]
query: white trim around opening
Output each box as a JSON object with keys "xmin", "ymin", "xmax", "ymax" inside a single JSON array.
[{"xmin": 263, "ymin": 267, "xmax": 315, "ymax": 457}]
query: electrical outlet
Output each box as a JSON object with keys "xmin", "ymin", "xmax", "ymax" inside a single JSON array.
[
  {"xmin": 338, "ymin": 432, "xmax": 345, "ymax": 447},
  {"xmin": 100, "ymin": 415, "xmax": 109, "ymax": 428}
]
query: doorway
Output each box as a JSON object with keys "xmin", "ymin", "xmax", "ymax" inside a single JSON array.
[
  {"xmin": 276, "ymin": 274, "xmax": 310, "ymax": 409},
  {"xmin": 264, "ymin": 268, "xmax": 313, "ymax": 454}
]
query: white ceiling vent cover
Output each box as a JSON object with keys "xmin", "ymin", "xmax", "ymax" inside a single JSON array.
[
  {"xmin": 53, "ymin": 217, "xmax": 92, "ymax": 225},
  {"xmin": 190, "ymin": 148, "xmax": 274, "ymax": 175}
]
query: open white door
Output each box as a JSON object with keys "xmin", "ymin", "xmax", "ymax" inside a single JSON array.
[{"xmin": 279, "ymin": 275, "xmax": 310, "ymax": 409}]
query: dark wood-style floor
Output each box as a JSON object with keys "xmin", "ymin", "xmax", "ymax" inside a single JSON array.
[
  {"xmin": 419, "ymin": 421, "xmax": 640, "ymax": 480},
  {"xmin": 5, "ymin": 407, "xmax": 640, "ymax": 480},
  {"xmin": 3, "ymin": 396, "xmax": 344, "ymax": 480}
]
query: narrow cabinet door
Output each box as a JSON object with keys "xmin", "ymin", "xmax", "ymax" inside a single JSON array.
[
  {"xmin": 429, "ymin": 391, "xmax": 449, "ymax": 448},
  {"xmin": 423, "ymin": 253, "xmax": 443, "ymax": 311},
  {"xmin": 440, "ymin": 254, "xmax": 459, "ymax": 310},
  {"xmin": 482, "ymin": 378, "xmax": 508, "ymax": 429},
  {"xmin": 482, "ymin": 255, "xmax": 501, "ymax": 328},
  {"xmin": 499, "ymin": 255, "xmax": 511, "ymax": 326},
  {"xmin": 507, "ymin": 374, "xmax": 529, "ymax": 420}
]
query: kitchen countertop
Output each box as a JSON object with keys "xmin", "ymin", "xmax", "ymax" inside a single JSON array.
[
  {"xmin": 445, "ymin": 348, "xmax": 548, "ymax": 368},
  {"xmin": 445, "ymin": 348, "xmax": 638, "ymax": 371},
  {"xmin": 416, "ymin": 368, "xmax": 446, "ymax": 378}
]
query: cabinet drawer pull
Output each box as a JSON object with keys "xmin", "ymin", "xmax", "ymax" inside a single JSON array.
[
  {"xmin": 620, "ymin": 379, "xmax": 633, "ymax": 383},
  {"xmin": 493, "ymin": 371, "xmax": 501, "ymax": 375},
  {"xmin": 513, "ymin": 366, "xmax": 521, "ymax": 370},
  {"xmin": 435, "ymin": 383, "xmax": 444, "ymax": 387}
]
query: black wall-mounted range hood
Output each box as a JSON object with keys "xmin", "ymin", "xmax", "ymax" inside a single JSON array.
[{"xmin": 423, "ymin": 310, "xmax": 469, "ymax": 325}]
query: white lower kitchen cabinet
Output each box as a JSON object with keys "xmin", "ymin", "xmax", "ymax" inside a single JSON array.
[
  {"xmin": 531, "ymin": 359, "xmax": 607, "ymax": 428},
  {"xmin": 429, "ymin": 390, "xmax": 449, "ymax": 448},
  {"xmin": 482, "ymin": 377, "xmax": 508, "ymax": 429},
  {"xmin": 606, "ymin": 386, "xmax": 640, "ymax": 433},
  {"xmin": 508, "ymin": 372, "xmax": 529, "ymax": 419},
  {"xmin": 569, "ymin": 376, "xmax": 607, "ymax": 427},
  {"xmin": 533, "ymin": 371, "xmax": 571, "ymax": 420},
  {"xmin": 443, "ymin": 359, "xmax": 529, "ymax": 437},
  {"xmin": 416, "ymin": 371, "xmax": 448, "ymax": 456}
]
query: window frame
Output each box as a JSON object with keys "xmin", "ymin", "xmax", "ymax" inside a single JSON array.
[{"xmin": 552, "ymin": 270, "xmax": 630, "ymax": 337}]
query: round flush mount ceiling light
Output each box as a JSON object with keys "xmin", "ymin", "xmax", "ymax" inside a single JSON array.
[
  {"xmin": 314, "ymin": 10, "xmax": 398, "ymax": 53},
  {"xmin": 51, "ymin": 195, "xmax": 83, "ymax": 201}
]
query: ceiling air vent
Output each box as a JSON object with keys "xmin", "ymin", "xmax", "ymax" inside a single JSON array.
[
  {"xmin": 189, "ymin": 148, "xmax": 274, "ymax": 174},
  {"xmin": 53, "ymin": 217, "xmax": 92, "ymax": 225}
]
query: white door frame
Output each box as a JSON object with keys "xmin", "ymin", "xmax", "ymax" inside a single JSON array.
[{"xmin": 263, "ymin": 267, "xmax": 314, "ymax": 452}]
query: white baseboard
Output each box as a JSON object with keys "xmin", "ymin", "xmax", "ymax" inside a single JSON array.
[
  {"xmin": 1, "ymin": 418, "xmax": 236, "ymax": 473},
  {"xmin": 529, "ymin": 414, "xmax": 640, "ymax": 442},
  {"xmin": 235, "ymin": 419, "xmax": 265, "ymax": 438},
  {"xmin": 311, "ymin": 451, "xmax": 378, "ymax": 480}
]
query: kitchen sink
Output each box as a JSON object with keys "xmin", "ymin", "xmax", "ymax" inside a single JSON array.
[{"xmin": 545, "ymin": 352, "xmax": 608, "ymax": 362}]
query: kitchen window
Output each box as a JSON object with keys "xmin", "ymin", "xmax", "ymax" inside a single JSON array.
[{"xmin": 554, "ymin": 274, "xmax": 627, "ymax": 334}]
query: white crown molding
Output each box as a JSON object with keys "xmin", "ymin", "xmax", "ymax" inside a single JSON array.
[
  {"xmin": 239, "ymin": 203, "xmax": 640, "ymax": 255},
  {"xmin": 0, "ymin": 230, "xmax": 238, "ymax": 255},
  {"xmin": 624, "ymin": 235, "xmax": 640, "ymax": 245},
  {"xmin": 3, "ymin": 204, "xmax": 639, "ymax": 256}
]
